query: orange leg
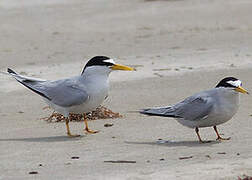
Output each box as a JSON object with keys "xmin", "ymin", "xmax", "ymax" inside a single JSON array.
[
  {"xmin": 213, "ymin": 126, "xmax": 230, "ymax": 141},
  {"xmin": 83, "ymin": 114, "xmax": 99, "ymax": 134},
  {"xmin": 65, "ymin": 118, "xmax": 80, "ymax": 137},
  {"xmin": 195, "ymin": 127, "xmax": 211, "ymax": 143}
]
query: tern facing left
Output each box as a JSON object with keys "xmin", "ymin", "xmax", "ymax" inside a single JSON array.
[
  {"xmin": 8, "ymin": 56, "xmax": 134, "ymax": 137},
  {"xmin": 140, "ymin": 77, "xmax": 249, "ymax": 143}
]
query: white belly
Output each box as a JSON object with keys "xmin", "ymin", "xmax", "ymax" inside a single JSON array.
[{"xmin": 176, "ymin": 112, "xmax": 237, "ymax": 128}]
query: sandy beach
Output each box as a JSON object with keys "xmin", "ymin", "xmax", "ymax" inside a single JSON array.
[{"xmin": 0, "ymin": 0, "xmax": 252, "ymax": 179}]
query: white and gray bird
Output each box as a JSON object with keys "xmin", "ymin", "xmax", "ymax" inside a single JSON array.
[
  {"xmin": 140, "ymin": 77, "xmax": 249, "ymax": 143},
  {"xmin": 8, "ymin": 56, "xmax": 134, "ymax": 137}
]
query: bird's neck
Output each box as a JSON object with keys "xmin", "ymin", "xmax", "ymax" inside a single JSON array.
[
  {"xmin": 219, "ymin": 88, "xmax": 240, "ymax": 105},
  {"xmin": 81, "ymin": 66, "xmax": 111, "ymax": 79},
  {"xmin": 80, "ymin": 70, "xmax": 110, "ymax": 84}
]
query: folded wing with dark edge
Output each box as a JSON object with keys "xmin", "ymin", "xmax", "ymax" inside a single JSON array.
[
  {"xmin": 140, "ymin": 95, "xmax": 214, "ymax": 121},
  {"xmin": 7, "ymin": 68, "xmax": 89, "ymax": 107}
]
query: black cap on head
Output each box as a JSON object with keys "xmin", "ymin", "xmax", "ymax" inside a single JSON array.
[
  {"xmin": 215, "ymin": 77, "xmax": 240, "ymax": 88},
  {"xmin": 82, "ymin": 56, "xmax": 114, "ymax": 74}
]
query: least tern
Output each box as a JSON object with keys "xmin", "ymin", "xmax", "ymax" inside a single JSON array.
[
  {"xmin": 140, "ymin": 77, "xmax": 249, "ymax": 143},
  {"xmin": 8, "ymin": 56, "xmax": 134, "ymax": 137}
]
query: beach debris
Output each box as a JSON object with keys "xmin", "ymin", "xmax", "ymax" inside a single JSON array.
[
  {"xmin": 153, "ymin": 68, "xmax": 172, "ymax": 71},
  {"xmin": 104, "ymin": 123, "xmax": 114, "ymax": 127},
  {"xmin": 71, "ymin": 156, "xmax": 79, "ymax": 160},
  {"xmin": 146, "ymin": 160, "xmax": 150, "ymax": 163},
  {"xmin": 104, "ymin": 160, "xmax": 136, "ymax": 164},
  {"xmin": 18, "ymin": 111, "xmax": 24, "ymax": 114},
  {"xmin": 188, "ymin": 67, "xmax": 193, "ymax": 70},
  {"xmin": 205, "ymin": 155, "xmax": 211, "ymax": 159},
  {"xmin": 41, "ymin": 105, "xmax": 122, "ymax": 123},
  {"xmin": 237, "ymin": 153, "xmax": 240, "ymax": 156},
  {"xmin": 159, "ymin": 158, "xmax": 165, "ymax": 161},
  {"xmin": 28, "ymin": 171, "xmax": 38, "ymax": 174},
  {"xmin": 238, "ymin": 175, "xmax": 252, "ymax": 180},
  {"xmin": 174, "ymin": 68, "xmax": 180, "ymax": 71},
  {"xmin": 38, "ymin": 164, "xmax": 43, "ymax": 167},
  {"xmin": 153, "ymin": 73, "xmax": 163, "ymax": 77},
  {"xmin": 179, "ymin": 156, "xmax": 193, "ymax": 160},
  {"xmin": 217, "ymin": 152, "xmax": 226, "ymax": 155}
]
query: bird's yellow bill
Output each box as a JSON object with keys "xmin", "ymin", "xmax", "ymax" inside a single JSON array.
[
  {"xmin": 111, "ymin": 64, "xmax": 135, "ymax": 71},
  {"xmin": 235, "ymin": 86, "xmax": 249, "ymax": 94}
]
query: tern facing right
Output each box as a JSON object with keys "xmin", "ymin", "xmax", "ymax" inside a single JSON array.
[
  {"xmin": 8, "ymin": 56, "xmax": 134, "ymax": 137},
  {"xmin": 140, "ymin": 77, "xmax": 249, "ymax": 143}
]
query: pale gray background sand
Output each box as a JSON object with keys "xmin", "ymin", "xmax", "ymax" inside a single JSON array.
[{"xmin": 0, "ymin": 0, "xmax": 252, "ymax": 179}]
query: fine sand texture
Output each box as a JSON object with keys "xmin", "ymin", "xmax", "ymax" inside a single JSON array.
[{"xmin": 1, "ymin": 0, "xmax": 252, "ymax": 179}]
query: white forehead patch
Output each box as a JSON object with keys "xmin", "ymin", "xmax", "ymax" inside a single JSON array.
[
  {"xmin": 104, "ymin": 59, "xmax": 115, "ymax": 64},
  {"xmin": 227, "ymin": 80, "xmax": 242, "ymax": 87}
]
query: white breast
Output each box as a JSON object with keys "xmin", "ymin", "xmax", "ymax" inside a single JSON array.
[{"xmin": 68, "ymin": 77, "xmax": 109, "ymax": 114}]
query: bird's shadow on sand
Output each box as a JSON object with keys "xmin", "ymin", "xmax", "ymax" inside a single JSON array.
[
  {"xmin": 0, "ymin": 135, "xmax": 84, "ymax": 143},
  {"xmin": 125, "ymin": 139, "xmax": 220, "ymax": 147}
]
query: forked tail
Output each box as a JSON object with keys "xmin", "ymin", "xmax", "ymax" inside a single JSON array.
[{"xmin": 140, "ymin": 106, "xmax": 181, "ymax": 118}]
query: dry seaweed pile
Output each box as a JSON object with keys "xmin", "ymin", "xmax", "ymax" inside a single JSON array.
[{"xmin": 42, "ymin": 106, "xmax": 122, "ymax": 123}]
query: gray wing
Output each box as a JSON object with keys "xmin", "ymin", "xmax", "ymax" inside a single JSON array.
[
  {"xmin": 39, "ymin": 79, "xmax": 89, "ymax": 107},
  {"xmin": 141, "ymin": 93, "xmax": 214, "ymax": 121},
  {"xmin": 172, "ymin": 95, "xmax": 214, "ymax": 121},
  {"xmin": 8, "ymin": 68, "xmax": 89, "ymax": 107}
]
